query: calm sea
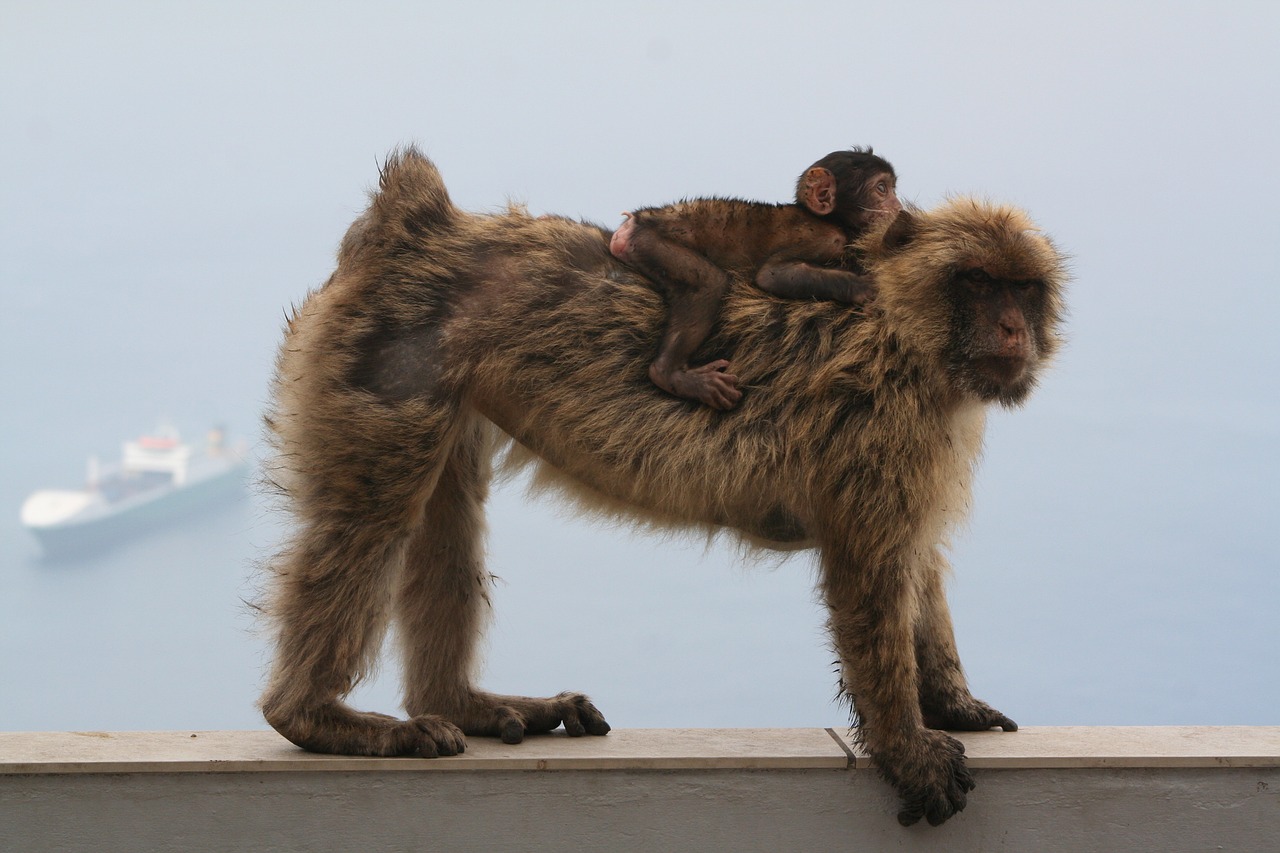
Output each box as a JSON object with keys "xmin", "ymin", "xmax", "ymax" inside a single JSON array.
[{"xmin": 2, "ymin": 294, "xmax": 1275, "ymax": 733}]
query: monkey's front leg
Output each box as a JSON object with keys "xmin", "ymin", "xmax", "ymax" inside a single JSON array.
[
  {"xmin": 914, "ymin": 557, "xmax": 1018, "ymax": 734},
  {"xmin": 755, "ymin": 261, "xmax": 876, "ymax": 306},
  {"xmin": 823, "ymin": 550, "xmax": 974, "ymax": 827}
]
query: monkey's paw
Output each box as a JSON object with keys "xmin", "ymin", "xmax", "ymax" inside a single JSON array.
[
  {"xmin": 670, "ymin": 360, "xmax": 742, "ymax": 410},
  {"xmin": 880, "ymin": 729, "xmax": 975, "ymax": 827},
  {"xmin": 399, "ymin": 715, "xmax": 470, "ymax": 757},
  {"xmin": 465, "ymin": 690, "xmax": 612, "ymax": 744},
  {"xmin": 922, "ymin": 695, "xmax": 1018, "ymax": 733},
  {"xmin": 264, "ymin": 703, "xmax": 468, "ymax": 758}
]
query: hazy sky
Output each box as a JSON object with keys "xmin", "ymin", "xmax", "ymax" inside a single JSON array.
[{"xmin": 2, "ymin": 2, "xmax": 1277, "ymax": 729}]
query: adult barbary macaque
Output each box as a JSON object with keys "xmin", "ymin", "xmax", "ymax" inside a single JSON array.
[
  {"xmin": 260, "ymin": 149, "xmax": 1066, "ymax": 827},
  {"xmin": 610, "ymin": 148, "xmax": 901, "ymax": 409}
]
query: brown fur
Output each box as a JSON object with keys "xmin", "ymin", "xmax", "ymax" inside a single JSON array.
[
  {"xmin": 259, "ymin": 148, "xmax": 1067, "ymax": 827},
  {"xmin": 609, "ymin": 149, "xmax": 899, "ymax": 409}
]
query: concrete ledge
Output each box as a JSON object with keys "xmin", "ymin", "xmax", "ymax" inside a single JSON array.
[
  {"xmin": 3, "ymin": 725, "xmax": 1275, "ymax": 774},
  {"xmin": 0, "ymin": 727, "xmax": 850, "ymax": 774},
  {"xmin": 2, "ymin": 727, "xmax": 1277, "ymax": 852}
]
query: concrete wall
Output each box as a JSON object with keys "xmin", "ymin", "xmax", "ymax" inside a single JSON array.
[{"xmin": 2, "ymin": 727, "xmax": 1277, "ymax": 852}]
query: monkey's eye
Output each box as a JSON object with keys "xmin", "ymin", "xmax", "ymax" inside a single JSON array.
[
  {"xmin": 957, "ymin": 268, "xmax": 996, "ymax": 294},
  {"xmin": 876, "ymin": 181, "xmax": 889, "ymax": 194}
]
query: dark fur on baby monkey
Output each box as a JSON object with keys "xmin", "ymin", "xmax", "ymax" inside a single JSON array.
[
  {"xmin": 259, "ymin": 149, "xmax": 1066, "ymax": 827},
  {"xmin": 610, "ymin": 148, "xmax": 901, "ymax": 409}
]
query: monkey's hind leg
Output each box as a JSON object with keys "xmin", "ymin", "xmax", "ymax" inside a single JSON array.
[
  {"xmin": 398, "ymin": 415, "xmax": 611, "ymax": 744},
  {"xmin": 610, "ymin": 213, "xmax": 741, "ymax": 410},
  {"xmin": 259, "ymin": 401, "xmax": 471, "ymax": 758}
]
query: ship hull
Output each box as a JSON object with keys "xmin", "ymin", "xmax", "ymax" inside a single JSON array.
[{"xmin": 26, "ymin": 460, "xmax": 248, "ymax": 560}]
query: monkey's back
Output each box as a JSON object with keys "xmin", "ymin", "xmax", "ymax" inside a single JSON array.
[
  {"xmin": 630, "ymin": 198, "xmax": 848, "ymax": 273},
  {"xmin": 431, "ymin": 210, "xmax": 963, "ymax": 551},
  {"xmin": 274, "ymin": 151, "xmax": 1058, "ymax": 559}
]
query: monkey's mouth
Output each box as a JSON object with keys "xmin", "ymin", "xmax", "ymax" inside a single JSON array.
[{"xmin": 975, "ymin": 355, "xmax": 1030, "ymax": 387}]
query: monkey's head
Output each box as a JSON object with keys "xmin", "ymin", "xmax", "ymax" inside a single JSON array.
[
  {"xmin": 859, "ymin": 199, "xmax": 1068, "ymax": 407},
  {"xmin": 796, "ymin": 148, "xmax": 901, "ymax": 235}
]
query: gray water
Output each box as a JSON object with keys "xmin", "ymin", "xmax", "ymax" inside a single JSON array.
[
  {"xmin": 1, "ymin": 306, "xmax": 1276, "ymax": 734},
  {"xmin": 0, "ymin": 418, "xmax": 843, "ymax": 733}
]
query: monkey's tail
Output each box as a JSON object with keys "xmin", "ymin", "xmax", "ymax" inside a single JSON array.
[{"xmin": 371, "ymin": 145, "xmax": 463, "ymax": 236}]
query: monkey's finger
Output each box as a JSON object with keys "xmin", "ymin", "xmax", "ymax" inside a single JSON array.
[
  {"xmin": 954, "ymin": 763, "xmax": 976, "ymax": 795},
  {"xmin": 721, "ymin": 385, "xmax": 745, "ymax": 408},
  {"xmin": 424, "ymin": 737, "xmax": 461, "ymax": 758},
  {"xmin": 897, "ymin": 801, "xmax": 925, "ymax": 827},
  {"xmin": 933, "ymin": 776, "xmax": 972, "ymax": 825},
  {"xmin": 926, "ymin": 794, "xmax": 962, "ymax": 827},
  {"xmin": 707, "ymin": 392, "xmax": 730, "ymax": 410},
  {"xmin": 556, "ymin": 697, "xmax": 586, "ymax": 737},
  {"xmin": 409, "ymin": 717, "xmax": 467, "ymax": 757},
  {"xmin": 562, "ymin": 711, "xmax": 587, "ymax": 737},
  {"xmin": 978, "ymin": 704, "xmax": 1018, "ymax": 731},
  {"xmin": 556, "ymin": 694, "xmax": 611, "ymax": 737},
  {"xmin": 487, "ymin": 706, "xmax": 526, "ymax": 744},
  {"xmin": 714, "ymin": 394, "xmax": 742, "ymax": 410}
]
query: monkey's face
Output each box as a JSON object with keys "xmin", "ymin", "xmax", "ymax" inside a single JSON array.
[
  {"xmin": 853, "ymin": 171, "xmax": 902, "ymax": 229},
  {"xmin": 830, "ymin": 170, "xmax": 901, "ymax": 234},
  {"xmin": 944, "ymin": 267, "xmax": 1049, "ymax": 406},
  {"xmin": 859, "ymin": 200, "xmax": 1067, "ymax": 409}
]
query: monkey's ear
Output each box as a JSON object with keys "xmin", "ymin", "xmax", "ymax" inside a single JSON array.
[
  {"xmin": 880, "ymin": 209, "xmax": 918, "ymax": 253},
  {"xmin": 798, "ymin": 167, "xmax": 838, "ymax": 216}
]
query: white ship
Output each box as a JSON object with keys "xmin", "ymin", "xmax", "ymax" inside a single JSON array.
[{"xmin": 20, "ymin": 424, "xmax": 249, "ymax": 557}]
